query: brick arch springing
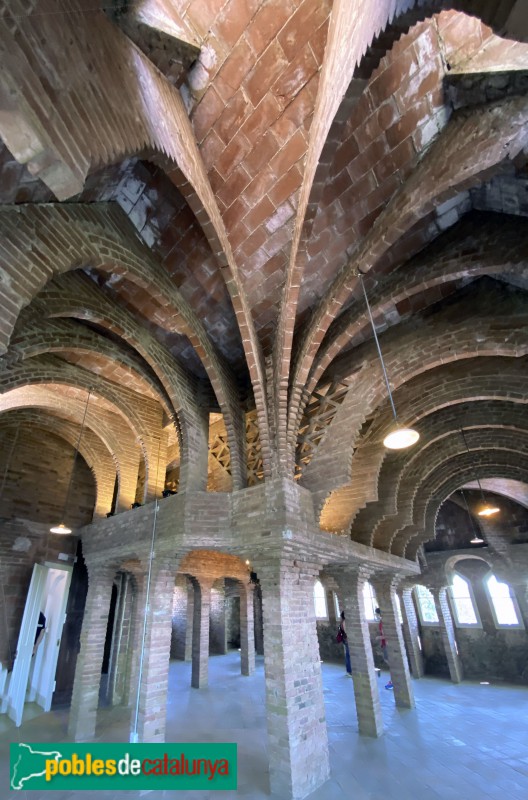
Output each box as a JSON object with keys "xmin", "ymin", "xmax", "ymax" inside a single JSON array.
[
  {"xmin": 301, "ymin": 294, "xmax": 528, "ymax": 513},
  {"xmin": 0, "ymin": 204, "xmax": 247, "ymax": 490},
  {"xmin": 370, "ymin": 424, "xmax": 528, "ymax": 552},
  {"xmin": 0, "ymin": 360, "xmax": 154, "ymax": 493},
  {"xmin": 275, "ymin": 0, "xmax": 527, "ymax": 472},
  {"xmin": 7, "ymin": 317, "xmax": 174, "ymax": 417},
  {"xmin": 0, "ymin": 385, "xmax": 137, "ymax": 508},
  {"xmin": 286, "ymin": 94, "xmax": 528, "ymax": 466},
  {"xmin": 390, "ymin": 446, "xmax": 528, "ymax": 557},
  {"xmin": 0, "ymin": 409, "xmax": 115, "ymax": 519},
  {"xmin": 302, "ymin": 215, "xmax": 528, "ymax": 416},
  {"xmin": 404, "ymin": 452, "xmax": 528, "ymax": 559},
  {"xmin": 0, "ymin": 4, "xmax": 268, "ymax": 479},
  {"xmin": 327, "ymin": 359, "xmax": 528, "ymax": 534}
]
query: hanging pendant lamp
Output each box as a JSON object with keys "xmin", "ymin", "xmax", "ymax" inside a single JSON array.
[
  {"xmin": 459, "ymin": 429, "xmax": 499, "ymax": 519},
  {"xmin": 358, "ymin": 273, "xmax": 419, "ymax": 450},
  {"xmin": 459, "ymin": 487, "xmax": 484, "ymax": 544},
  {"xmin": 50, "ymin": 388, "xmax": 92, "ymax": 534}
]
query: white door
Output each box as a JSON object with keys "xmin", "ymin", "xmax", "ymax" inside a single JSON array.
[
  {"xmin": 28, "ymin": 566, "xmax": 72, "ymax": 711},
  {"xmin": 5, "ymin": 564, "xmax": 48, "ymax": 726}
]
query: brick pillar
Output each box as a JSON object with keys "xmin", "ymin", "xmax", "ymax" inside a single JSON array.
[
  {"xmin": 239, "ymin": 583, "xmax": 255, "ymax": 676},
  {"xmin": 372, "ymin": 577, "xmax": 415, "ymax": 709},
  {"xmin": 191, "ymin": 579, "xmax": 212, "ymax": 689},
  {"xmin": 433, "ymin": 587, "xmax": 463, "ymax": 683},
  {"xmin": 335, "ymin": 569, "xmax": 383, "ymax": 738},
  {"xmin": 254, "ymin": 584, "xmax": 264, "ymax": 655},
  {"xmin": 185, "ymin": 579, "xmax": 194, "ymax": 661},
  {"xmin": 170, "ymin": 576, "xmax": 187, "ymax": 660},
  {"xmin": 68, "ymin": 565, "xmax": 115, "ymax": 740},
  {"xmin": 400, "ymin": 587, "xmax": 424, "ymax": 678},
  {"xmin": 131, "ymin": 562, "xmax": 176, "ymax": 742},
  {"xmin": 258, "ymin": 558, "xmax": 329, "ymax": 799},
  {"xmin": 209, "ymin": 580, "xmax": 227, "ymax": 655}
]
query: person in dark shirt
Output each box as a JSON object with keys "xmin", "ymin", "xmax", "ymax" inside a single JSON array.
[{"xmin": 32, "ymin": 612, "xmax": 46, "ymax": 656}]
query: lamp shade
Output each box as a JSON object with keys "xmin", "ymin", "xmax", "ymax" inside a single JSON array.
[
  {"xmin": 49, "ymin": 522, "xmax": 72, "ymax": 534},
  {"xmin": 383, "ymin": 426, "xmax": 420, "ymax": 450},
  {"xmin": 477, "ymin": 505, "xmax": 500, "ymax": 518},
  {"xmin": 470, "ymin": 535, "xmax": 484, "ymax": 544}
]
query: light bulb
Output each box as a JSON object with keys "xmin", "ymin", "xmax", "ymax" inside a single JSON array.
[
  {"xmin": 383, "ymin": 426, "xmax": 420, "ymax": 450},
  {"xmin": 50, "ymin": 522, "xmax": 72, "ymax": 534},
  {"xmin": 477, "ymin": 505, "xmax": 499, "ymax": 518}
]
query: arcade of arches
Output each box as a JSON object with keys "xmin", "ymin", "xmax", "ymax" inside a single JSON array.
[{"xmin": 1, "ymin": 1, "xmax": 528, "ymax": 798}]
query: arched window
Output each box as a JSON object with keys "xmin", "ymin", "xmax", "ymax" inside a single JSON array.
[
  {"xmin": 362, "ymin": 582, "xmax": 378, "ymax": 621},
  {"xmin": 450, "ymin": 573, "xmax": 479, "ymax": 626},
  {"xmin": 415, "ymin": 585, "xmax": 438, "ymax": 624},
  {"xmin": 313, "ymin": 580, "xmax": 327, "ymax": 619},
  {"xmin": 486, "ymin": 575, "xmax": 523, "ymax": 628}
]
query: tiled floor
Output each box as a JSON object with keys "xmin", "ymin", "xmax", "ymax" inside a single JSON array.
[{"xmin": 1, "ymin": 652, "xmax": 527, "ymax": 799}]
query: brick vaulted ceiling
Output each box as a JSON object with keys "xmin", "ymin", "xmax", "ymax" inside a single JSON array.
[{"xmin": 1, "ymin": 0, "xmax": 528, "ymax": 557}]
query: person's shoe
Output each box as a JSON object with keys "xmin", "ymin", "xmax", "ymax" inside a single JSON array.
[
  {"xmin": 346, "ymin": 672, "xmax": 353, "ymax": 677},
  {"xmin": 385, "ymin": 681, "xmax": 393, "ymax": 690}
]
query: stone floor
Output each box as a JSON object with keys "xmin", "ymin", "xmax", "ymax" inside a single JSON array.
[{"xmin": 1, "ymin": 652, "xmax": 528, "ymax": 799}]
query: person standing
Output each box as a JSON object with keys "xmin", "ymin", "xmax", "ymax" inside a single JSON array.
[
  {"xmin": 338, "ymin": 611, "xmax": 352, "ymax": 676},
  {"xmin": 375, "ymin": 607, "xmax": 393, "ymax": 689}
]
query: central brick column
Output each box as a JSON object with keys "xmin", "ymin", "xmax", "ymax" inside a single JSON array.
[
  {"xmin": 209, "ymin": 580, "xmax": 227, "ymax": 655},
  {"xmin": 433, "ymin": 587, "xmax": 463, "ymax": 683},
  {"xmin": 131, "ymin": 562, "xmax": 176, "ymax": 742},
  {"xmin": 372, "ymin": 577, "xmax": 415, "ymax": 709},
  {"xmin": 400, "ymin": 587, "xmax": 424, "ymax": 678},
  {"xmin": 68, "ymin": 565, "xmax": 115, "ymax": 740},
  {"xmin": 191, "ymin": 578, "xmax": 212, "ymax": 688},
  {"xmin": 239, "ymin": 583, "xmax": 255, "ymax": 675},
  {"xmin": 258, "ymin": 558, "xmax": 329, "ymax": 800},
  {"xmin": 335, "ymin": 568, "xmax": 383, "ymax": 737}
]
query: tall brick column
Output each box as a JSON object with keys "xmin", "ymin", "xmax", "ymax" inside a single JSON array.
[
  {"xmin": 335, "ymin": 569, "xmax": 383, "ymax": 738},
  {"xmin": 130, "ymin": 562, "xmax": 176, "ymax": 742},
  {"xmin": 239, "ymin": 582, "xmax": 255, "ymax": 676},
  {"xmin": 433, "ymin": 587, "xmax": 463, "ymax": 683},
  {"xmin": 209, "ymin": 580, "xmax": 227, "ymax": 655},
  {"xmin": 191, "ymin": 579, "xmax": 212, "ymax": 688},
  {"xmin": 68, "ymin": 565, "xmax": 116, "ymax": 740},
  {"xmin": 258, "ymin": 558, "xmax": 329, "ymax": 800},
  {"xmin": 372, "ymin": 577, "xmax": 415, "ymax": 709},
  {"xmin": 185, "ymin": 578, "xmax": 194, "ymax": 661},
  {"xmin": 400, "ymin": 587, "xmax": 424, "ymax": 678}
]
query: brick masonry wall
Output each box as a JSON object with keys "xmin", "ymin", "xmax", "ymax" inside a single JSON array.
[{"xmin": 0, "ymin": 427, "xmax": 96, "ymax": 527}]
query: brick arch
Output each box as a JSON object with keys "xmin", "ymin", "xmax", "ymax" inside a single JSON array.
[
  {"xmin": 276, "ymin": 0, "xmax": 527, "ymax": 468},
  {"xmin": 286, "ymin": 93, "xmax": 528, "ymax": 461},
  {"xmin": 302, "ymin": 297, "xmax": 528, "ymax": 511},
  {"xmin": 0, "ymin": 5, "xmax": 268, "ymax": 479},
  {"xmin": 32, "ymin": 274, "xmax": 210, "ymax": 490},
  {"xmin": 370, "ymin": 423, "xmax": 528, "ymax": 553},
  {"xmin": 328, "ymin": 358, "xmax": 527, "ymax": 534},
  {"xmin": 8, "ymin": 317, "xmax": 174, "ymax": 417},
  {"xmin": 0, "ymin": 386, "xmax": 130, "ymax": 472},
  {"xmin": 404, "ymin": 453, "xmax": 528, "ymax": 559},
  {"xmin": 0, "ymin": 409, "xmax": 115, "ymax": 519},
  {"xmin": 0, "ymin": 204, "xmax": 247, "ymax": 490},
  {"xmin": 0, "ymin": 361, "xmax": 151, "ymax": 481},
  {"xmin": 390, "ymin": 445, "xmax": 528, "ymax": 557},
  {"xmin": 301, "ymin": 215, "xmax": 528, "ymax": 420}
]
